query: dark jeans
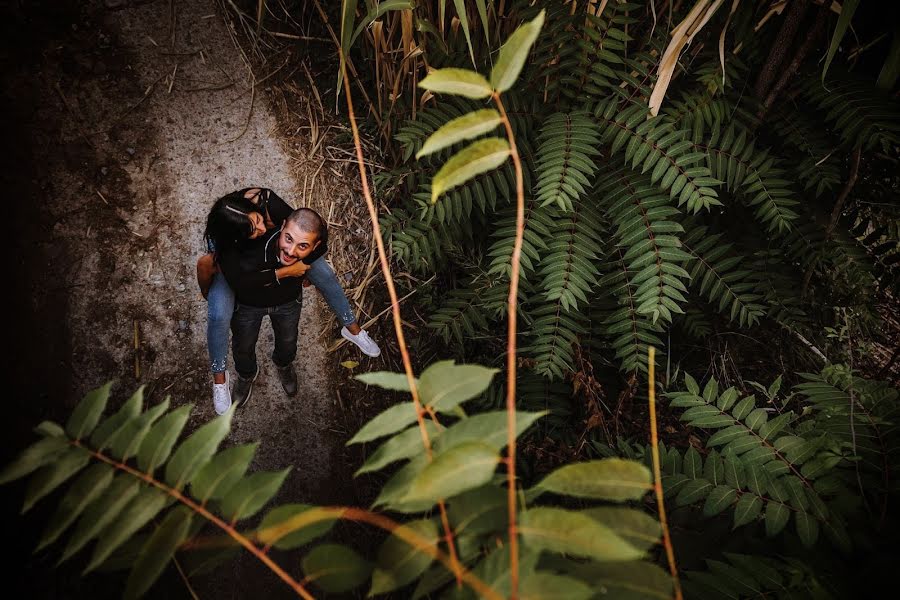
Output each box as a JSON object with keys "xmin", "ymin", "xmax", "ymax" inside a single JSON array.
[{"xmin": 231, "ymin": 295, "xmax": 302, "ymax": 379}]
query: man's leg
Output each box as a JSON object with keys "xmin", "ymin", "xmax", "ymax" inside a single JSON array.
[
  {"xmin": 306, "ymin": 257, "xmax": 380, "ymax": 357},
  {"xmin": 231, "ymin": 302, "xmax": 265, "ymax": 406},
  {"xmin": 269, "ymin": 296, "xmax": 302, "ymax": 396}
]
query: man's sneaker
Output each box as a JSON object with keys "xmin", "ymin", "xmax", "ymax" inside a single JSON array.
[
  {"xmin": 212, "ymin": 372, "xmax": 232, "ymax": 415},
  {"xmin": 233, "ymin": 367, "xmax": 258, "ymax": 409},
  {"xmin": 341, "ymin": 326, "xmax": 382, "ymax": 357},
  {"xmin": 275, "ymin": 363, "xmax": 298, "ymax": 396}
]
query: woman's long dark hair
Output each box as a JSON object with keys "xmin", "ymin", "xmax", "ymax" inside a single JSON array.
[{"xmin": 204, "ymin": 192, "xmax": 261, "ymax": 254}]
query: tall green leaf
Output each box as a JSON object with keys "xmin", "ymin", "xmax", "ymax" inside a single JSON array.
[
  {"xmin": 219, "ymin": 468, "xmax": 291, "ymax": 522},
  {"xmin": 137, "ymin": 404, "xmax": 192, "ymax": 473},
  {"xmin": 490, "ymin": 9, "xmax": 545, "ymax": 92},
  {"xmin": 60, "ymin": 475, "xmax": 141, "ymax": 562},
  {"xmin": 38, "ymin": 463, "xmax": 114, "ymax": 550},
  {"xmin": 85, "ymin": 486, "xmax": 169, "ymax": 573},
  {"xmin": 418, "ymin": 360, "xmax": 499, "ymax": 412},
  {"xmin": 257, "ymin": 504, "xmax": 337, "ymax": 550},
  {"xmin": 123, "ymin": 506, "xmax": 193, "ymax": 600},
  {"xmin": 419, "ymin": 68, "xmax": 493, "ymax": 99},
  {"xmin": 533, "ymin": 458, "xmax": 652, "ymax": 501},
  {"xmin": 402, "ymin": 442, "xmax": 498, "ymax": 505},
  {"xmin": 370, "ymin": 519, "xmax": 438, "ymax": 595},
  {"xmin": 302, "ymin": 544, "xmax": 372, "ymax": 593},
  {"xmin": 0, "ymin": 435, "xmax": 70, "ymax": 485},
  {"xmin": 432, "ymin": 138, "xmax": 511, "ymax": 202},
  {"xmin": 164, "ymin": 409, "xmax": 232, "ymax": 489},
  {"xmin": 347, "ymin": 402, "xmax": 417, "ymax": 445},
  {"xmin": 417, "ymin": 109, "xmax": 503, "ymax": 159},
  {"xmin": 66, "ymin": 382, "xmax": 113, "ymax": 440},
  {"xmin": 822, "ymin": 0, "xmax": 860, "ymax": 81},
  {"xmin": 519, "ymin": 507, "xmax": 645, "ymax": 561},
  {"xmin": 22, "ymin": 447, "xmax": 91, "ymax": 513},
  {"xmin": 191, "ymin": 443, "xmax": 257, "ymax": 503}
]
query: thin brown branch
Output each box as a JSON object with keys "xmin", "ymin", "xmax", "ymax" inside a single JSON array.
[
  {"xmin": 493, "ymin": 92, "xmax": 523, "ymax": 600},
  {"xmin": 753, "ymin": 0, "xmax": 811, "ymax": 99},
  {"xmin": 338, "ymin": 48, "xmax": 463, "ymax": 586},
  {"xmin": 648, "ymin": 347, "xmax": 683, "ymax": 600}
]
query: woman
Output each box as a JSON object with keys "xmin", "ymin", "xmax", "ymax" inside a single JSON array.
[{"xmin": 199, "ymin": 187, "xmax": 380, "ymax": 415}]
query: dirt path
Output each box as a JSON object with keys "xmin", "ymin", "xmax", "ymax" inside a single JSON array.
[{"xmin": 4, "ymin": 1, "xmax": 361, "ymax": 597}]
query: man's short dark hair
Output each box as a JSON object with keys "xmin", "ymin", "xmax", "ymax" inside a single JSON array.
[{"xmin": 286, "ymin": 207, "xmax": 324, "ymax": 239}]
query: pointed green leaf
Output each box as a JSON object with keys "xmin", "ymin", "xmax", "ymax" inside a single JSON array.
[
  {"xmin": 417, "ymin": 109, "xmax": 503, "ymax": 159},
  {"xmin": 822, "ymin": 0, "xmax": 860, "ymax": 81},
  {"xmin": 703, "ymin": 485, "xmax": 738, "ymax": 516},
  {"xmin": 35, "ymin": 421, "xmax": 66, "ymax": 437},
  {"xmin": 347, "ymin": 402, "xmax": 417, "ymax": 445},
  {"xmin": 220, "ymin": 468, "xmax": 291, "ymax": 522},
  {"xmin": 434, "ymin": 410, "xmax": 546, "ymax": 453},
  {"xmin": 490, "ymin": 10, "xmax": 546, "ymax": 92},
  {"xmin": 0, "ymin": 435, "xmax": 70, "ymax": 485},
  {"xmin": 419, "ymin": 68, "xmax": 493, "ymax": 99},
  {"xmin": 66, "ymin": 382, "xmax": 114, "ymax": 440},
  {"xmin": 356, "ymin": 371, "xmax": 416, "ymax": 391},
  {"xmin": 22, "ymin": 446, "xmax": 91, "ymax": 513},
  {"xmin": 85, "ymin": 486, "xmax": 169, "ymax": 573},
  {"xmin": 123, "ymin": 506, "xmax": 193, "ymax": 600},
  {"xmin": 534, "ymin": 458, "xmax": 651, "ymax": 501},
  {"xmin": 370, "ymin": 519, "xmax": 438, "ymax": 594},
  {"xmin": 521, "ymin": 572, "xmax": 593, "ymax": 600},
  {"xmin": 452, "ymin": 0, "xmax": 476, "ymax": 65},
  {"xmin": 191, "ymin": 443, "xmax": 257, "ymax": 503},
  {"xmin": 520, "ymin": 507, "xmax": 644, "ymax": 561},
  {"xmin": 795, "ymin": 510, "xmax": 819, "ymax": 547},
  {"xmin": 60, "ymin": 475, "xmax": 141, "ymax": 563},
  {"xmin": 110, "ymin": 398, "xmax": 170, "ymax": 461},
  {"xmin": 432, "ymin": 138, "xmax": 511, "ymax": 202},
  {"xmin": 584, "ymin": 507, "xmax": 661, "ymax": 551},
  {"xmin": 403, "ymin": 442, "xmax": 498, "ymax": 505},
  {"xmin": 137, "ymin": 404, "xmax": 192, "ymax": 473},
  {"xmin": 38, "ymin": 463, "xmax": 114, "ymax": 550},
  {"xmin": 356, "ymin": 422, "xmax": 439, "ymax": 475},
  {"xmin": 91, "ymin": 386, "xmax": 144, "ymax": 449},
  {"xmin": 164, "ymin": 409, "xmax": 232, "ymax": 489},
  {"xmin": 257, "ymin": 504, "xmax": 337, "ymax": 550},
  {"xmin": 419, "ymin": 360, "xmax": 499, "ymax": 412},
  {"xmin": 764, "ymin": 501, "xmax": 790, "ymax": 537},
  {"xmin": 302, "ymin": 543, "xmax": 372, "ymax": 593}
]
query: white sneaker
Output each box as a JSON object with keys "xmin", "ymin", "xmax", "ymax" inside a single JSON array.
[
  {"xmin": 341, "ymin": 326, "xmax": 381, "ymax": 357},
  {"xmin": 212, "ymin": 372, "xmax": 232, "ymax": 415}
]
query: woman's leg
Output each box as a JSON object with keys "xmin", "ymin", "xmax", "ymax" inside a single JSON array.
[
  {"xmin": 207, "ymin": 270, "xmax": 235, "ymax": 383},
  {"xmin": 305, "ymin": 257, "xmax": 358, "ymax": 328}
]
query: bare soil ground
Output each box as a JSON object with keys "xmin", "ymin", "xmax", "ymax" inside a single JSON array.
[{"xmin": 1, "ymin": 0, "xmax": 386, "ymax": 597}]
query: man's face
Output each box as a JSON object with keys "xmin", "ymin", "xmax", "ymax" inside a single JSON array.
[{"xmin": 278, "ymin": 220, "xmax": 320, "ymax": 265}]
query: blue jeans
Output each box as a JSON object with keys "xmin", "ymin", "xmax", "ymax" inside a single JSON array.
[
  {"xmin": 206, "ymin": 257, "xmax": 355, "ymax": 373},
  {"xmin": 231, "ymin": 296, "xmax": 303, "ymax": 379}
]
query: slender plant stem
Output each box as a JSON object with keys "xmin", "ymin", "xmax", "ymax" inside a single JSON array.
[
  {"xmin": 337, "ymin": 50, "xmax": 462, "ymax": 584},
  {"xmin": 648, "ymin": 347, "xmax": 683, "ymax": 600},
  {"xmin": 78, "ymin": 444, "xmax": 315, "ymax": 600},
  {"xmin": 493, "ymin": 92, "xmax": 523, "ymax": 600}
]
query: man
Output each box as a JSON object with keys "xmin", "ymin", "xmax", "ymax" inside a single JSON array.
[{"xmin": 217, "ymin": 207, "xmax": 325, "ymax": 406}]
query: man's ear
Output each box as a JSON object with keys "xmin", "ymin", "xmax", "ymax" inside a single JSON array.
[{"xmin": 312, "ymin": 238, "xmax": 322, "ymax": 250}]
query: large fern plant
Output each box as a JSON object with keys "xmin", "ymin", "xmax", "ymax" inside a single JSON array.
[{"xmin": 370, "ymin": 0, "xmax": 899, "ymax": 386}]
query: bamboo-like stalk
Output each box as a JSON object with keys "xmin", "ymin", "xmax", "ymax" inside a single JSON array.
[
  {"xmin": 647, "ymin": 347, "xmax": 683, "ymax": 600},
  {"xmin": 337, "ymin": 48, "xmax": 463, "ymax": 586},
  {"xmin": 78, "ymin": 443, "xmax": 316, "ymax": 600},
  {"xmin": 493, "ymin": 92, "xmax": 524, "ymax": 600}
]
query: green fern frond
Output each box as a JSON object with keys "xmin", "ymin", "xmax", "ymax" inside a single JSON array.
[
  {"xmin": 539, "ymin": 196, "xmax": 606, "ymax": 312},
  {"xmin": 683, "ymin": 552, "xmax": 830, "ymax": 599},
  {"xmin": 597, "ymin": 166, "xmax": 692, "ymax": 325},
  {"xmin": 800, "ymin": 72, "xmax": 900, "ymax": 152},
  {"xmin": 676, "ymin": 306, "xmax": 714, "ymax": 338},
  {"xmin": 426, "ymin": 278, "xmax": 493, "ymax": 346},
  {"xmin": 534, "ymin": 112, "xmax": 602, "ymax": 210},
  {"xmin": 487, "ymin": 194, "xmax": 558, "ymax": 279},
  {"xmin": 770, "ymin": 107, "xmax": 842, "ymax": 198},
  {"xmin": 700, "ymin": 124, "xmax": 800, "ymax": 233},
  {"xmin": 681, "ymin": 221, "xmax": 767, "ymax": 327},
  {"xmin": 593, "ymin": 97, "xmax": 722, "ymax": 214},
  {"xmin": 522, "ymin": 297, "xmax": 589, "ymax": 380},
  {"xmin": 594, "ymin": 245, "xmax": 666, "ymax": 374}
]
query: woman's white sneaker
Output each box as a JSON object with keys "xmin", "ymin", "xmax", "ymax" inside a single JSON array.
[
  {"xmin": 212, "ymin": 372, "xmax": 232, "ymax": 415},
  {"xmin": 341, "ymin": 326, "xmax": 381, "ymax": 357}
]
